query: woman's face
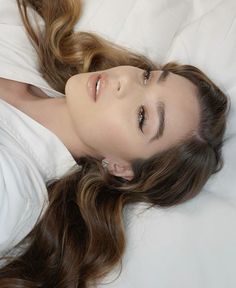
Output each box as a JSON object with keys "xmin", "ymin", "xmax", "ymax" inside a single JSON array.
[{"xmin": 65, "ymin": 66, "xmax": 200, "ymax": 178}]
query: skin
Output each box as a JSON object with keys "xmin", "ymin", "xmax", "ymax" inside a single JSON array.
[
  {"xmin": 65, "ymin": 66, "xmax": 200, "ymax": 180},
  {"xmin": 0, "ymin": 66, "xmax": 200, "ymax": 181}
]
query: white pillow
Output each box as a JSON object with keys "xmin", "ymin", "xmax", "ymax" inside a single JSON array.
[
  {"xmin": 164, "ymin": 0, "xmax": 236, "ymax": 202},
  {"xmin": 76, "ymin": 0, "xmax": 224, "ymax": 63}
]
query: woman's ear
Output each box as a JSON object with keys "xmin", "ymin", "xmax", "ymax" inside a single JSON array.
[{"xmin": 102, "ymin": 158, "xmax": 134, "ymax": 181}]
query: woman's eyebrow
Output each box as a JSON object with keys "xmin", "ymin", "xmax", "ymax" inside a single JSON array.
[
  {"xmin": 158, "ymin": 70, "xmax": 169, "ymax": 83},
  {"xmin": 149, "ymin": 101, "xmax": 165, "ymax": 142},
  {"xmin": 148, "ymin": 71, "xmax": 169, "ymax": 143}
]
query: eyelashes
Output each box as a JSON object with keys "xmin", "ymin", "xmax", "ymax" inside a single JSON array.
[
  {"xmin": 138, "ymin": 106, "xmax": 146, "ymax": 132},
  {"xmin": 138, "ymin": 68, "xmax": 152, "ymax": 132},
  {"xmin": 143, "ymin": 67, "xmax": 152, "ymax": 85}
]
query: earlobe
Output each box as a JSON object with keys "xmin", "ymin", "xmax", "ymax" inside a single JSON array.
[
  {"xmin": 121, "ymin": 173, "xmax": 134, "ymax": 181},
  {"xmin": 111, "ymin": 164, "xmax": 134, "ymax": 181},
  {"xmin": 103, "ymin": 159, "xmax": 134, "ymax": 181}
]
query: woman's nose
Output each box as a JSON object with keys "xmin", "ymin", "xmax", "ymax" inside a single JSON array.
[
  {"xmin": 109, "ymin": 71, "xmax": 138, "ymax": 99},
  {"xmin": 117, "ymin": 80, "xmax": 121, "ymax": 92},
  {"xmin": 115, "ymin": 75, "xmax": 131, "ymax": 99},
  {"xmin": 102, "ymin": 72, "xmax": 121, "ymax": 98},
  {"xmin": 110, "ymin": 75, "xmax": 123, "ymax": 99},
  {"xmin": 116, "ymin": 79, "xmax": 126, "ymax": 99}
]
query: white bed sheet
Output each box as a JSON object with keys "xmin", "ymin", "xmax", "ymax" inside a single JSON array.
[{"xmin": 75, "ymin": 1, "xmax": 236, "ymax": 287}]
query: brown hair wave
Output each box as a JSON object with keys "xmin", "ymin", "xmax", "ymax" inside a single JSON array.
[{"xmin": 0, "ymin": 0, "xmax": 230, "ymax": 287}]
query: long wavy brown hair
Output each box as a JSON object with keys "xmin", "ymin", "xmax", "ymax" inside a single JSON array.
[{"xmin": 0, "ymin": 0, "xmax": 230, "ymax": 287}]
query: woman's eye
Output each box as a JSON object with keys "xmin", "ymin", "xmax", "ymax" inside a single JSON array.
[
  {"xmin": 143, "ymin": 68, "xmax": 151, "ymax": 85},
  {"xmin": 137, "ymin": 68, "xmax": 151, "ymax": 133},
  {"xmin": 138, "ymin": 106, "xmax": 146, "ymax": 133}
]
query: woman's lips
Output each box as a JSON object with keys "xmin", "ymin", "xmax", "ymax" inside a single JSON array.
[
  {"xmin": 87, "ymin": 73, "xmax": 100, "ymax": 102},
  {"xmin": 87, "ymin": 72, "xmax": 106, "ymax": 102}
]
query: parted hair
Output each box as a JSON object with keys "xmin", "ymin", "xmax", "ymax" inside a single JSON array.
[{"xmin": 0, "ymin": 0, "xmax": 230, "ymax": 287}]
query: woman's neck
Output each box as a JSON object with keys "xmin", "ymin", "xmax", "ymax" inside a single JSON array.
[
  {"xmin": 17, "ymin": 94, "xmax": 96, "ymax": 159},
  {"xmin": 0, "ymin": 79, "xmax": 96, "ymax": 160}
]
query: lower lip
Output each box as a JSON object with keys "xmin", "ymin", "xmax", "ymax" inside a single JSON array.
[{"xmin": 87, "ymin": 73, "xmax": 101, "ymax": 102}]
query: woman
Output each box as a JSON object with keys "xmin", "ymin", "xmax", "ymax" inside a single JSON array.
[{"xmin": 0, "ymin": 0, "xmax": 230, "ymax": 287}]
